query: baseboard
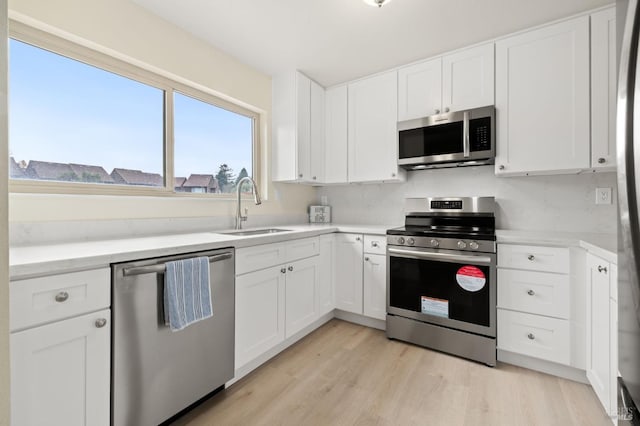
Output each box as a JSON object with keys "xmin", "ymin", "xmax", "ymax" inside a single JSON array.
[
  {"xmin": 333, "ymin": 310, "xmax": 386, "ymax": 330},
  {"xmin": 498, "ymin": 349, "xmax": 589, "ymax": 384},
  {"xmin": 228, "ymin": 311, "xmax": 334, "ymax": 386}
]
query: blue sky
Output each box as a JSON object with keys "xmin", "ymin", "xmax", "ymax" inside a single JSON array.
[{"xmin": 9, "ymin": 39, "xmax": 253, "ymax": 179}]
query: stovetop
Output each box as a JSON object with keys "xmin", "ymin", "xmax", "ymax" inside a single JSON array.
[{"xmin": 387, "ymin": 226, "xmax": 496, "ymax": 241}]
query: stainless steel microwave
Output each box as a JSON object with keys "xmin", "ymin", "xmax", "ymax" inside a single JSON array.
[{"xmin": 397, "ymin": 105, "xmax": 495, "ymax": 170}]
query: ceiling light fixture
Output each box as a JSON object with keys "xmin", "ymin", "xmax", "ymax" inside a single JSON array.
[{"xmin": 363, "ymin": 0, "xmax": 394, "ymax": 8}]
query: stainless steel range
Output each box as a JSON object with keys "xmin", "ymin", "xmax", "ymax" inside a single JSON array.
[{"xmin": 386, "ymin": 197, "xmax": 497, "ymax": 366}]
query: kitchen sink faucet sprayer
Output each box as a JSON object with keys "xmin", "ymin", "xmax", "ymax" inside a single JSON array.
[{"xmin": 235, "ymin": 176, "xmax": 262, "ymax": 229}]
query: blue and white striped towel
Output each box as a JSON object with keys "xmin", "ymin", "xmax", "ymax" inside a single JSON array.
[{"xmin": 164, "ymin": 257, "xmax": 213, "ymax": 331}]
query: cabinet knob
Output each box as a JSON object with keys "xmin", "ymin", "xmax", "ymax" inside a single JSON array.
[
  {"xmin": 372, "ymin": 242, "xmax": 379, "ymax": 247},
  {"xmin": 298, "ymin": 173, "xmax": 303, "ymax": 178},
  {"xmin": 527, "ymin": 289, "xmax": 535, "ymax": 296},
  {"xmin": 598, "ymin": 158, "xmax": 606, "ymax": 164},
  {"xmin": 95, "ymin": 318, "xmax": 107, "ymax": 328},
  {"xmin": 312, "ymin": 176, "xmax": 317, "ymax": 180},
  {"xmin": 499, "ymin": 165, "xmax": 505, "ymax": 171},
  {"xmin": 598, "ymin": 265, "xmax": 608, "ymax": 273},
  {"xmin": 356, "ymin": 236, "xmax": 361, "ymax": 241},
  {"xmin": 281, "ymin": 268, "xmax": 286, "ymax": 274},
  {"xmin": 288, "ymin": 266, "xmax": 294, "ymax": 272},
  {"xmin": 527, "ymin": 333, "xmax": 535, "ymax": 340},
  {"xmin": 527, "ymin": 255, "xmax": 535, "ymax": 261},
  {"xmin": 55, "ymin": 291, "xmax": 69, "ymax": 303},
  {"xmin": 391, "ymin": 173, "xmax": 396, "ymax": 178},
  {"xmin": 365, "ymin": 257, "xmax": 370, "ymax": 261},
  {"xmin": 435, "ymin": 109, "xmax": 441, "ymax": 114},
  {"xmin": 444, "ymin": 107, "xmax": 450, "ymax": 113}
]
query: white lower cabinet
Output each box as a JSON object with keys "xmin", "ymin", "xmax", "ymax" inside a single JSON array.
[
  {"xmin": 363, "ymin": 253, "xmax": 387, "ymax": 321},
  {"xmin": 235, "ymin": 265, "xmax": 286, "ymax": 368},
  {"xmin": 318, "ymin": 234, "xmax": 336, "ymax": 316},
  {"xmin": 235, "ymin": 237, "xmax": 324, "ymax": 369},
  {"xmin": 334, "ymin": 233, "xmax": 364, "ymax": 313},
  {"xmin": 11, "ymin": 309, "xmax": 111, "ymax": 426},
  {"xmin": 586, "ymin": 253, "xmax": 618, "ymax": 420}
]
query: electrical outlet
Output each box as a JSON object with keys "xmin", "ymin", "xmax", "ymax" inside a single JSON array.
[{"xmin": 596, "ymin": 187, "xmax": 612, "ymax": 205}]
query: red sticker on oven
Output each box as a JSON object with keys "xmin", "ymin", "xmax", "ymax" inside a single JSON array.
[{"xmin": 456, "ymin": 266, "xmax": 486, "ymax": 292}]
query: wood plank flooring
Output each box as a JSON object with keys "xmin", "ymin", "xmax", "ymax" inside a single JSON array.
[{"xmin": 172, "ymin": 319, "xmax": 611, "ymax": 426}]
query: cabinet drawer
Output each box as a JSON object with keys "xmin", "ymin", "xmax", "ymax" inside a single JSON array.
[
  {"xmin": 285, "ymin": 237, "xmax": 320, "ymax": 263},
  {"xmin": 236, "ymin": 243, "xmax": 287, "ymax": 275},
  {"xmin": 498, "ymin": 244, "xmax": 569, "ymax": 273},
  {"xmin": 364, "ymin": 235, "xmax": 386, "ymax": 255},
  {"xmin": 497, "ymin": 269, "xmax": 570, "ymax": 319},
  {"xmin": 10, "ymin": 268, "xmax": 110, "ymax": 331},
  {"xmin": 497, "ymin": 309, "xmax": 570, "ymax": 365}
]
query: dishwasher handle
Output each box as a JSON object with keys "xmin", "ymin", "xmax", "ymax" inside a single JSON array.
[{"xmin": 122, "ymin": 252, "xmax": 233, "ymax": 277}]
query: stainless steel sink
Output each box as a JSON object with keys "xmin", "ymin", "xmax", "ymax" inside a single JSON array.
[{"xmin": 218, "ymin": 228, "xmax": 292, "ymax": 237}]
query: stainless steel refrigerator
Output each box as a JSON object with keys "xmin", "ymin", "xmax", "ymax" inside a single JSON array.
[{"xmin": 618, "ymin": 0, "xmax": 640, "ymax": 423}]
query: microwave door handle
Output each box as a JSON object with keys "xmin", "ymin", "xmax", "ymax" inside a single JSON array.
[
  {"xmin": 388, "ymin": 247, "xmax": 492, "ymax": 265},
  {"xmin": 463, "ymin": 110, "xmax": 470, "ymax": 158}
]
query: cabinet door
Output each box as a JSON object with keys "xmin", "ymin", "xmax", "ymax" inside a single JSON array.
[
  {"xmin": 285, "ymin": 256, "xmax": 319, "ymax": 338},
  {"xmin": 591, "ymin": 7, "xmax": 617, "ymax": 171},
  {"xmin": 495, "ymin": 16, "xmax": 590, "ymax": 175},
  {"xmin": 442, "ymin": 43, "xmax": 494, "ymax": 112},
  {"xmin": 235, "ymin": 265, "xmax": 286, "ymax": 368},
  {"xmin": 398, "ymin": 57, "xmax": 442, "ymax": 120},
  {"xmin": 296, "ymin": 72, "xmax": 312, "ymax": 181},
  {"xmin": 11, "ymin": 309, "xmax": 110, "ymax": 426},
  {"xmin": 334, "ymin": 233, "xmax": 364, "ymax": 314},
  {"xmin": 586, "ymin": 253, "xmax": 612, "ymax": 415},
  {"xmin": 363, "ymin": 253, "xmax": 387, "ymax": 321},
  {"xmin": 318, "ymin": 234, "xmax": 336, "ymax": 316},
  {"xmin": 324, "ymin": 85, "xmax": 348, "ymax": 183},
  {"xmin": 348, "ymin": 71, "xmax": 402, "ymax": 182},
  {"xmin": 310, "ymin": 80, "xmax": 326, "ymax": 183}
]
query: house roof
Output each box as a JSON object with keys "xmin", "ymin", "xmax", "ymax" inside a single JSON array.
[
  {"xmin": 69, "ymin": 163, "xmax": 114, "ymax": 183},
  {"xmin": 183, "ymin": 174, "xmax": 218, "ymax": 189},
  {"xmin": 111, "ymin": 168, "xmax": 163, "ymax": 186},
  {"xmin": 9, "ymin": 157, "xmax": 26, "ymax": 179},
  {"xmin": 25, "ymin": 160, "xmax": 77, "ymax": 181},
  {"xmin": 174, "ymin": 177, "xmax": 187, "ymax": 188}
]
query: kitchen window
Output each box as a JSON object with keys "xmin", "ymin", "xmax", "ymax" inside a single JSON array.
[{"xmin": 8, "ymin": 22, "xmax": 260, "ymax": 197}]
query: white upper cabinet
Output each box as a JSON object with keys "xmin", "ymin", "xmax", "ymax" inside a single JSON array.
[
  {"xmin": 591, "ymin": 7, "xmax": 617, "ymax": 171},
  {"xmin": 324, "ymin": 85, "xmax": 348, "ymax": 183},
  {"xmin": 348, "ymin": 70, "xmax": 404, "ymax": 183},
  {"xmin": 442, "ymin": 43, "xmax": 495, "ymax": 113},
  {"xmin": 398, "ymin": 43, "xmax": 494, "ymax": 121},
  {"xmin": 272, "ymin": 71, "xmax": 325, "ymax": 183},
  {"xmin": 398, "ymin": 57, "xmax": 442, "ymax": 121},
  {"xmin": 495, "ymin": 16, "xmax": 590, "ymax": 176}
]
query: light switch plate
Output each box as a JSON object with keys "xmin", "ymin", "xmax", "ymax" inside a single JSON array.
[{"xmin": 596, "ymin": 187, "xmax": 612, "ymax": 205}]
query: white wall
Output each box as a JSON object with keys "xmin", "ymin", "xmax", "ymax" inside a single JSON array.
[
  {"xmin": 7, "ymin": 0, "xmax": 314, "ymax": 232},
  {"xmin": 0, "ymin": 0, "xmax": 9, "ymax": 422},
  {"xmin": 317, "ymin": 167, "xmax": 618, "ymax": 234}
]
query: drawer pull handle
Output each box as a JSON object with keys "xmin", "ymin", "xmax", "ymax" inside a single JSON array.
[
  {"xmin": 95, "ymin": 318, "xmax": 107, "ymax": 328},
  {"xmin": 527, "ymin": 289, "xmax": 535, "ymax": 296},
  {"xmin": 598, "ymin": 265, "xmax": 608, "ymax": 273},
  {"xmin": 372, "ymin": 242, "xmax": 379, "ymax": 247},
  {"xmin": 527, "ymin": 333, "xmax": 535, "ymax": 340},
  {"xmin": 527, "ymin": 255, "xmax": 535, "ymax": 261},
  {"xmin": 365, "ymin": 257, "xmax": 370, "ymax": 261},
  {"xmin": 55, "ymin": 291, "xmax": 69, "ymax": 303},
  {"xmin": 356, "ymin": 237, "xmax": 361, "ymax": 241}
]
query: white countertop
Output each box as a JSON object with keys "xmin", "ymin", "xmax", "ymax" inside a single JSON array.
[
  {"xmin": 9, "ymin": 223, "xmax": 393, "ymax": 280},
  {"xmin": 10, "ymin": 223, "xmax": 617, "ymax": 279},
  {"xmin": 496, "ymin": 230, "xmax": 617, "ymax": 263}
]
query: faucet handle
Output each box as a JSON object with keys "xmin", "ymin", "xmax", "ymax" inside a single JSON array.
[{"xmin": 244, "ymin": 208, "xmax": 248, "ymax": 216}]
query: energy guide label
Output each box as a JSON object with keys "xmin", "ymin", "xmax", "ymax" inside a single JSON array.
[
  {"xmin": 421, "ymin": 296, "xmax": 449, "ymax": 318},
  {"xmin": 456, "ymin": 265, "xmax": 486, "ymax": 292}
]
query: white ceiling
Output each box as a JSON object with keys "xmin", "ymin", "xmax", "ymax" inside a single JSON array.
[{"xmin": 132, "ymin": 0, "xmax": 612, "ymax": 87}]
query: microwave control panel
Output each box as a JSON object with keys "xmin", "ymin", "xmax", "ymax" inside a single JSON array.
[{"xmin": 470, "ymin": 117, "xmax": 491, "ymax": 152}]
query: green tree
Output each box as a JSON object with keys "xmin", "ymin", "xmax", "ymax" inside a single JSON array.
[
  {"xmin": 215, "ymin": 164, "xmax": 235, "ymax": 192},
  {"xmin": 235, "ymin": 167, "xmax": 250, "ymax": 192}
]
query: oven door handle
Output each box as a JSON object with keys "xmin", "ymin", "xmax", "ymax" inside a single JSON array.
[{"xmin": 387, "ymin": 247, "xmax": 492, "ymax": 265}]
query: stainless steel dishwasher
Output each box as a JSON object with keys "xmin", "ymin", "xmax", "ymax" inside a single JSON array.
[{"xmin": 111, "ymin": 248, "xmax": 235, "ymax": 426}]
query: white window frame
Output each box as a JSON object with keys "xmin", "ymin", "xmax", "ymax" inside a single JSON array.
[{"xmin": 8, "ymin": 20, "xmax": 261, "ymax": 198}]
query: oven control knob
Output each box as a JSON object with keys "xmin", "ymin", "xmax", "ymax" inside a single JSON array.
[
  {"xmin": 397, "ymin": 237, "xmax": 405, "ymax": 245},
  {"xmin": 457, "ymin": 240, "xmax": 467, "ymax": 249},
  {"xmin": 469, "ymin": 241, "xmax": 479, "ymax": 250},
  {"xmin": 407, "ymin": 238, "xmax": 415, "ymax": 246},
  {"xmin": 430, "ymin": 239, "xmax": 439, "ymax": 248}
]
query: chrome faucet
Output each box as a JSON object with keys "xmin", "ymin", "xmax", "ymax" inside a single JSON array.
[{"xmin": 235, "ymin": 177, "xmax": 262, "ymax": 229}]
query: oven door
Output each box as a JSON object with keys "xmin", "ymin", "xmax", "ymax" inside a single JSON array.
[{"xmin": 387, "ymin": 246, "xmax": 496, "ymax": 337}]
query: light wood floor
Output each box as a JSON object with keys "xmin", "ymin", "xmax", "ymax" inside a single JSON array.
[{"xmin": 172, "ymin": 319, "xmax": 611, "ymax": 426}]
